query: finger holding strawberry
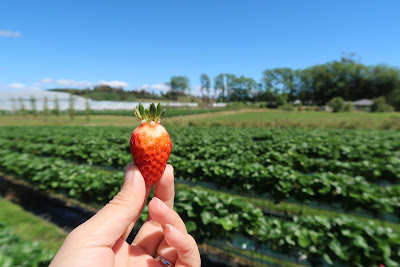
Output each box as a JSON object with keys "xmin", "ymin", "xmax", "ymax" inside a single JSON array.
[{"xmin": 130, "ymin": 103, "xmax": 172, "ymax": 184}]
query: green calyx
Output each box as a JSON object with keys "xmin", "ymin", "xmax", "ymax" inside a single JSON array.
[{"xmin": 133, "ymin": 103, "xmax": 166, "ymax": 122}]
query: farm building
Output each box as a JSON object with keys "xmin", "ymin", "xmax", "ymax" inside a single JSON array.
[{"xmin": 352, "ymin": 99, "xmax": 373, "ymax": 111}]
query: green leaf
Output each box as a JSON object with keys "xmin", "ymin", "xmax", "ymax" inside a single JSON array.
[
  {"xmin": 160, "ymin": 109, "xmax": 166, "ymax": 118},
  {"xmin": 150, "ymin": 103, "xmax": 156, "ymax": 120},
  {"xmin": 201, "ymin": 211, "xmax": 212, "ymax": 225},
  {"xmin": 184, "ymin": 221, "xmax": 197, "ymax": 232},
  {"xmin": 139, "ymin": 103, "xmax": 145, "ymax": 117},
  {"xmin": 353, "ymin": 235, "xmax": 368, "ymax": 250},
  {"xmin": 298, "ymin": 231, "xmax": 310, "ymax": 248},
  {"xmin": 323, "ymin": 253, "xmax": 334, "ymax": 265},
  {"xmin": 156, "ymin": 103, "xmax": 162, "ymax": 117},
  {"xmin": 329, "ymin": 239, "xmax": 349, "ymax": 260}
]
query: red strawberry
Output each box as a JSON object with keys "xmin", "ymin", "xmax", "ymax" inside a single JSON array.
[{"xmin": 129, "ymin": 103, "xmax": 172, "ymax": 184}]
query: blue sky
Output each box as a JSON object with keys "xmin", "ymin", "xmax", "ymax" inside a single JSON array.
[{"xmin": 1, "ymin": 0, "xmax": 399, "ymax": 95}]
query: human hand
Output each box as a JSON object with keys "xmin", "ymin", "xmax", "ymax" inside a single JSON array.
[{"xmin": 50, "ymin": 164, "xmax": 200, "ymax": 267}]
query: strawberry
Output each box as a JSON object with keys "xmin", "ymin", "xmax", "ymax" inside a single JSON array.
[{"xmin": 129, "ymin": 103, "xmax": 172, "ymax": 184}]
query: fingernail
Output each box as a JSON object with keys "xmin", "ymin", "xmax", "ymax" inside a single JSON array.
[
  {"xmin": 155, "ymin": 197, "xmax": 168, "ymax": 210},
  {"xmin": 165, "ymin": 224, "xmax": 174, "ymax": 232}
]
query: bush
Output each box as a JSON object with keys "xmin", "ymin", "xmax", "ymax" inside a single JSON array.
[
  {"xmin": 278, "ymin": 103, "xmax": 295, "ymax": 111},
  {"xmin": 343, "ymin": 102, "xmax": 354, "ymax": 112},
  {"xmin": 371, "ymin": 97, "xmax": 394, "ymax": 112},
  {"xmin": 327, "ymin": 97, "xmax": 345, "ymax": 112},
  {"xmin": 226, "ymin": 102, "xmax": 259, "ymax": 109}
]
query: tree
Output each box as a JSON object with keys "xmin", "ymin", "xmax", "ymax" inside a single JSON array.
[
  {"xmin": 30, "ymin": 96, "xmax": 37, "ymax": 116},
  {"xmin": 54, "ymin": 96, "xmax": 60, "ymax": 117},
  {"xmin": 229, "ymin": 75, "xmax": 257, "ymax": 101},
  {"xmin": 213, "ymin": 74, "xmax": 225, "ymax": 100},
  {"xmin": 224, "ymin": 74, "xmax": 236, "ymax": 100},
  {"xmin": 262, "ymin": 68, "xmax": 298, "ymax": 102},
  {"xmin": 200, "ymin": 74, "xmax": 211, "ymax": 98},
  {"xmin": 43, "ymin": 97, "xmax": 49, "ymax": 120},
  {"xmin": 68, "ymin": 94, "xmax": 75, "ymax": 120},
  {"xmin": 166, "ymin": 76, "xmax": 190, "ymax": 93},
  {"xmin": 371, "ymin": 97, "xmax": 393, "ymax": 112},
  {"xmin": 327, "ymin": 97, "xmax": 345, "ymax": 112}
]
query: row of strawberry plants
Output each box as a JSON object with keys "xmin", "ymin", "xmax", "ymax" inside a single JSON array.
[
  {"xmin": 2, "ymin": 138, "xmax": 399, "ymax": 216},
  {"xmin": 2, "ymin": 126, "xmax": 400, "ymax": 163},
  {"xmin": 2, "ymin": 137, "xmax": 399, "ymax": 184},
  {"xmin": 0, "ymin": 222, "xmax": 54, "ymax": 266},
  {"xmin": 172, "ymin": 155, "xmax": 400, "ymax": 216},
  {"xmin": 2, "ymin": 126, "xmax": 399, "ymax": 182},
  {"xmin": 1, "ymin": 150, "xmax": 399, "ymax": 266}
]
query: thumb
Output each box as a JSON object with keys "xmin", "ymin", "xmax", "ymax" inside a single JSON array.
[{"xmin": 76, "ymin": 163, "xmax": 147, "ymax": 247}]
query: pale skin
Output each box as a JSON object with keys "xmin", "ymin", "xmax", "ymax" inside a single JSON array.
[{"xmin": 50, "ymin": 164, "xmax": 201, "ymax": 267}]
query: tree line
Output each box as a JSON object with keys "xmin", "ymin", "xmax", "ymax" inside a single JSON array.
[
  {"xmin": 48, "ymin": 56, "xmax": 400, "ymax": 110},
  {"xmin": 183, "ymin": 57, "xmax": 399, "ymax": 110}
]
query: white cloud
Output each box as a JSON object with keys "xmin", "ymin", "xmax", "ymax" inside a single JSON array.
[
  {"xmin": 98, "ymin": 80, "xmax": 128, "ymax": 88},
  {"xmin": 37, "ymin": 78, "xmax": 128, "ymax": 88},
  {"xmin": 37, "ymin": 78, "xmax": 93, "ymax": 87},
  {"xmin": 135, "ymin": 83, "xmax": 169, "ymax": 92},
  {"xmin": 0, "ymin": 83, "xmax": 41, "ymax": 92},
  {"xmin": 0, "ymin": 30, "xmax": 21, "ymax": 37},
  {"xmin": 150, "ymin": 83, "xmax": 169, "ymax": 91},
  {"xmin": 10, "ymin": 83, "xmax": 27, "ymax": 89}
]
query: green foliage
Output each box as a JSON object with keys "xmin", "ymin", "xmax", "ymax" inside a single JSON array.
[
  {"xmin": 343, "ymin": 101, "xmax": 353, "ymax": 112},
  {"xmin": 0, "ymin": 222, "xmax": 54, "ymax": 267},
  {"xmin": 327, "ymin": 97, "xmax": 345, "ymax": 112},
  {"xmin": 1, "ymin": 126, "xmax": 400, "ymax": 217},
  {"xmin": 227, "ymin": 75, "xmax": 257, "ymax": 102},
  {"xmin": 214, "ymin": 73, "xmax": 225, "ymax": 99},
  {"xmin": 167, "ymin": 76, "xmax": 190, "ymax": 93},
  {"xmin": 262, "ymin": 68, "xmax": 298, "ymax": 102},
  {"xmin": 260, "ymin": 59, "xmax": 400, "ymax": 109},
  {"xmin": 372, "ymin": 96, "xmax": 394, "ymax": 112},
  {"xmin": 1, "ymin": 125, "xmax": 400, "ymax": 266},
  {"xmin": 278, "ymin": 103, "xmax": 295, "ymax": 111},
  {"xmin": 200, "ymin": 73, "xmax": 211, "ymax": 97},
  {"xmin": 0, "ymin": 147, "xmax": 399, "ymax": 266}
]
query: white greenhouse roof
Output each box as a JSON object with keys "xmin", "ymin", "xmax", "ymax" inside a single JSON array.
[
  {"xmin": 0, "ymin": 91, "xmax": 198, "ymax": 111},
  {"xmin": 352, "ymin": 99, "xmax": 373, "ymax": 106}
]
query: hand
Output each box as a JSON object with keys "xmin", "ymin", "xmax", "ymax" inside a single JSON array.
[{"xmin": 50, "ymin": 164, "xmax": 200, "ymax": 267}]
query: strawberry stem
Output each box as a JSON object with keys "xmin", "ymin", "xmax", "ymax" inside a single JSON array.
[{"xmin": 134, "ymin": 103, "xmax": 166, "ymax": 122}]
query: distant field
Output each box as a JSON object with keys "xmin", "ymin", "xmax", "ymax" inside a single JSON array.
[
  {"xmin": 1, "ymin": 109, "xmax": 399, "ymax": 129},
  {"xmin": 204, "ymin": 110, "xmax": 400, "ymax": 129}
]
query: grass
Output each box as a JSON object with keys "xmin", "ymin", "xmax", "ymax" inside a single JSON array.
[
  {"xmin": 0, "ymin": 197, "xmax": 67, "ymax": 251},
  {"xmin": 1, "ymin": 110, "xmax": 399, "ymax": 129},
  {"xmin": 203, "ymin": 110, "xmax": 400, "ymax": 129}
]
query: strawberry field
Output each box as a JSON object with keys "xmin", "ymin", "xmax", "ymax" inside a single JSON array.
[{"xmin": 1, "ymin": 126, "xmax": 400, "ymax": 266}]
